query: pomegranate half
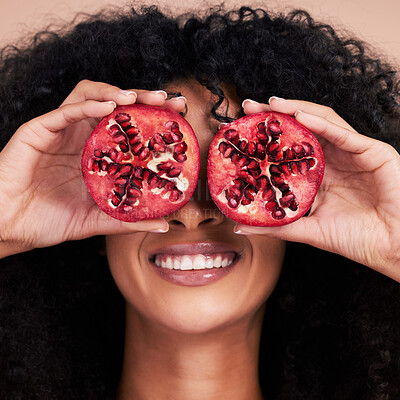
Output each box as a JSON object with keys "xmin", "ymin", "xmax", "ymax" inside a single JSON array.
[
  {"xmin": 207, "ymin": 112, "xmax": 324, "ymax": 226},
  {"xmin": 81, "ymin": 104, "xmax": 200, "ymax": 222}
]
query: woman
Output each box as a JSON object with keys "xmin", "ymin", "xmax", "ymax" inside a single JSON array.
[{"xmin": 0, "ymin": 5, "xmax": 399, "ymax": 399}]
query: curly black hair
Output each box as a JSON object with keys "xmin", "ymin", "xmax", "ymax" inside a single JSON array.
[{"xmin": 0, "ymin": 5, "xmax": 399, "ymax": 400}]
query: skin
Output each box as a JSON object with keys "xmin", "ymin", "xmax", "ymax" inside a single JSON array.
[
  {"xmin": 0, "ymin": 79, "xmax": 399, "ymax": 398},
  {"xmin": 107, "ymin": 80, "xmax": 285, "ymax": 400}
]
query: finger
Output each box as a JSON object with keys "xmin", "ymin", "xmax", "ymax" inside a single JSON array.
[
  {"xmin": 294, "ymin": 110, "xmax": 373, "ymax": 154},
  {"xmin": 242, "ymin": 99, "xmax": 271, "ymax": 114},
  {"xmin": 164, "ymin": 96, "xmax": 187, "ymax": 113},
  {"xmin": 135, "ymin": 90, "xmax": 168, "ymax": 106},
  {"xmin": 268, "ymin": 97, "xmax": 356, "ymax": 132},
  {"xmin": 18, "ymin": 100, "xmax": 117, "ymax": 150},
  {"xmin": 234, "ymin": 216, "xmax": 321, "ymax": 246},
  {"xmin": 84, "ymin": 209, "xmax": 170, "ymax": 236},
  {"xmin": 61, "ymin": 79, "xmax": 138, "ymax": 106}
]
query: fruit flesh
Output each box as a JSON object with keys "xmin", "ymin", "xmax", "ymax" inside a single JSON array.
[
  {"xmin": 207, "ymin": 112, "xmax": 324, "ymax": 226},
  {"xmin": 81, "ymin": 104, "xmax": 200, "ymax": 222}
]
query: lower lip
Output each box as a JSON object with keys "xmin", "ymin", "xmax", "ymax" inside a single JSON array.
[{"xmin": 150, "ymin": 257, "xmax": 238, "ymax": 286}]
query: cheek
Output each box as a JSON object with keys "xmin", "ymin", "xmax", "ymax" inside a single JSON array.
[
  {"xmin": 234, "ymin": 237, "xmax": 285, "ymax": 314},
  {"xmin": 105, "ymin": 233, "xmax": 144, "ymax": 303}
]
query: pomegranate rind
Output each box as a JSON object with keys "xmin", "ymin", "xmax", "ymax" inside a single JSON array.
[
  {"xmin": 81, "ymin": 104, "xmax": 200, "ymax": 222},
  {"xmin": 207, "ymin": 111, "xmax": 324, "ymax": 226}
]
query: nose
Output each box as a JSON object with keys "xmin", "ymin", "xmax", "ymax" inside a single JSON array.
[{"xmin": 166, "ymin": 176, "xmax": 225, "ymax": 230}]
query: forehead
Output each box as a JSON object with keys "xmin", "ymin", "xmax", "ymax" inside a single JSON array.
[{"xmin": 165, "ymin": 79, "xmax": 242, "ymax": 121}]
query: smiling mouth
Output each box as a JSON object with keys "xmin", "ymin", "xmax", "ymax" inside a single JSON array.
[{"xmin": 152, "ymin": 252, "xmax": 237, "ymax": 270}]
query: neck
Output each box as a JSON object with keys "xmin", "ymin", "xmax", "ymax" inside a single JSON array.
[{"xmin": 118, "ymin": 304, "xmax": 265, "ymax": 400}]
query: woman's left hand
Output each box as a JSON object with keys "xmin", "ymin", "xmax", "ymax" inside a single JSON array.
[{"xmin": 235, "ymin": 97, "xmax": 400, "ymax": 282}]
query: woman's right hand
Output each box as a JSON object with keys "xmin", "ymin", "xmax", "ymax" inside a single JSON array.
[{"xmin": 0, "ymin": 80, "xmax": 185, "ymax": 258}]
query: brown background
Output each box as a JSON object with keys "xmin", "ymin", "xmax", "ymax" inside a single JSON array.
[{"xmin": 1, "ymin": 0, "xmax": 399, "ymax": 65}]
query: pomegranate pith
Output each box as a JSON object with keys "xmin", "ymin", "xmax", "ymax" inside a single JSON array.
[
  {"xmin": 81, "ymin": 104, "xmax": 200, "ymax": 222},
  {"xmin": 207, "ymin": 111, "xmax": 324, "ymax": 226}
]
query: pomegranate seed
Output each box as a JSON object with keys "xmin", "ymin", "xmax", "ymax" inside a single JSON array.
[
  {"xmin": 115, "ymin": 177, "xmax": 128, "ymax": 187},
  {"xmin": 113, "ymin": 186, "xmax": 125, "ymax": 197},
  {"xmin": 237, "ymin": 140, "xmax": 247, "ymax": 153},
  {"xmin": 112, "ymin": 134, "xmax": 127, "ymax": 144},
  {"xmin": 119, "ymin": 143, "xmax": 129, "ymax": 152},
  {"xmin": 115, "ymin": 113, "xmax": 131, "ymax": 124},
  {"xmin": 237, "ymin": 155, "xmax": 250, "ymax": 167},
  {"xmin": 262, "ymin": 188, "xmax": 275, "ymax": 201},
  {"xmin": 93, "ymin": 149, "xmax": 103, "ymax": 158},
  {"xmin": 256, "ymin": 176, "xmax": 269, "ymax": 191},
  {"xmin": 298, "ymin": 160, "xmax": 309, "ymax": 175},
  {"xmin": 244, "ymin": 186, "xmax": 257, "ymax": 201},
  {"xmin": 231, "ymin": 152, "xmax": 240, "ymax": 164},
  {"xmin": 111, "ymin": 194, "xmax": 122, "ymax": 206},
  {"xmin": 228, "ymin": 197, "xmax": 239, "ymax": 208},
  {"xmin": 108, "ymin": 125, "xmax": 121, "ymax": 137},
  {"xmin": 267, "ymin": 142, "xmax": 279, "ymax": 153},
  {"xmin": 132, "ymin": 143, "xmax": 144, "ymax": 155},
  {"xmin": 265, "ymin": 200, "xmax": 278, "ymax": 211},
  {"xmin": 138, "ymin": 147, "xmax": 150, "ymax": 160},
  {"xmin": 280, "ymin": 163, "xmax": 290, "ymax": 175},
  {"xmin": 289, "ymin": 161, "xmax": 298, "ymax": 175},
  {"xmin": 127, "ymin": 187, "xmax": 142, "ymax": 198},
  {"xmin": 107, "ymin": 163, "xmax": 120, "ymax": 175},
  {"xmin": 229, "ymin": 186, "xmax": 243, "ymax": 199},
  {"xmin": 288, "ymin": 200, "xmax": 298, "ymax": 211},
  {"xmin": 133, "ymin": 166, "xmax": 143, "ymax": 179},
  {"xmin": 271, "ymin": 208, "xmax": 285, "ymax": 219},
  {"xmin": 241, "ymin": 197, "xmax": 252, "ymax": 206},
  {"xmin": 218, "ymin": 141, "xmax": 228, "ymax": 154},
  {"xmin": 302, "ymin": 142, "xmax": 314, "ymax": 156},
  {"xmin": 309, "ymin": 158, "xmax": 316, "ymax": 168},
  {"xmin": 285, "ymin": 149, "xmax": 294, "ymax": 160},
  {"xmin": 130, "ymin": 178, "xmax": 143, "ymax": 188},
  {"xmin": 292, "ymin": 144, "xmax": 305, "ymax": 157},
  {"xmin": 222, "ymin": 144, "xmax": 235, "ymax": 158},
  {"xmin": 271, "ymin": 176, "xmax": 285, "ymax": 186},
  {"xmin": 246, "ymin": 142, "xmax": 256, "ymax": 156},
  {"xmin": 223, "ymin": 129, "xmax": 239, "ymax": 144},
  {"xmin": 119, "ymin": 164, "xmax": 133, "ymax": 176},
  {"xmin": 165, "ymin": 121, "xmax": 179, "ymax": 130},
  {"xmin": 126, "ymin": 126, "xmax": 139, "ymax": 136},
  {"xmin": 157, "ymin": 161, "xmax": 172, "ymax": 171},
  {"xmin": 269, "ymin": 165, "xmax": 281, "ymax": 175},
  {"xmin": 169, "ymin": 189, "xmax": 183, "ymax": 202},
  {"xmin": 174, "ymin": 153, "xmax": 187, "ymax": 163},
  {"xmin": 168, "ymin": 167, "xmax": 181, "ymax": 178},
  {"xmin": 174, "ymin": 142, "xmax": 188, "ymax": 154},
  {"xmin": 130, "ymin": 135, "xmax": 142, "ymax": 146},
  {"xmin": 280, "ymin": 193, "xmax": 295, "ymax": 207}
]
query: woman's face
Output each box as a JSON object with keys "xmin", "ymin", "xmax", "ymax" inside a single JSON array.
[{"xmin": 106, "ymin": 80, "xmax": 285, "ymax": 334}]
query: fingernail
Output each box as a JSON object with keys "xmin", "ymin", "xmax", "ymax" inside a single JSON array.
[
  {"xmin": 241, "ymin": 99, "xmax": 259, "ymax": 108},
  {"xmin": 218, "ymin": 122, "xmax": 229, "ymax": 129},
  {"xmin": 150, "ymin": 90, "xmax": 168, "ymax": 100},
  {"xmin": 104, "ymin": 101, "xmax": 117, "ymax": 108},
  {"xmin": 294, "ymin": 109, "xmax": 303, "ymax": 118},
  {"xmin": 149, "ymin": 227, "xmax": 169, "ymax": 233},
  {"xmin": 268, "ymin": 96, "xmax": 285, "ymax": 104},
  {"xmin": 167, "ymin": 96, "xmax": 187, "ymax": 103},
  {"xmin": 234, "ymin": 225, "xmax": 251, "ymax": 235},
  {"xmin": 120, "ymin": 90, "xmax": 137, "ymax": 97}
]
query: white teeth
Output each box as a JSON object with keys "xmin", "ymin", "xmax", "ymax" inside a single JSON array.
[
  {"xmin": 180, "ymin": 256, "xmax": 193, "ymax": 270},
  {"xmin": 213, "ymin": 255, "xmax": 222, "ymax": 268},
  {"xmin": 205, "ymin": 257, "xmax": 214, "ymax": 269},
  {"xmin": 153, "ymin": 253, "xmax": 235, "ymax": 270},
  {"xmin": 173, "ymin": 258, "xmax": 181, "ymax": 270},
  {"xmin": 193, "ymin": 255, "xmax": 206, "ymax": 270},
  {"xmin": 165, "ymin": 257, "xmax": 173, "ymax": 269}
]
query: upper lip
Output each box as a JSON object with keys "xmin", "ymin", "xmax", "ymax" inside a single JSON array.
[{"xmin": 149, "ymin": 242, "xmax": 241, "ymax": 257}]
